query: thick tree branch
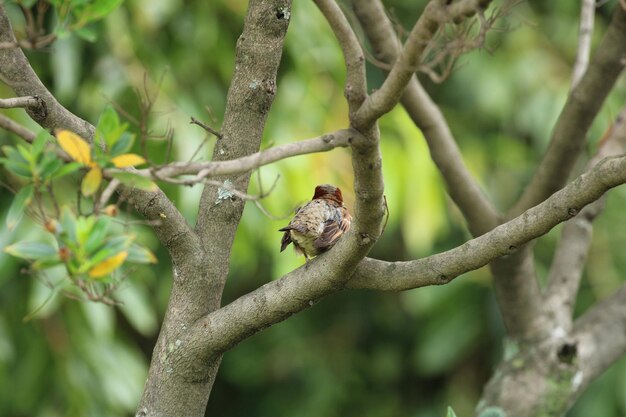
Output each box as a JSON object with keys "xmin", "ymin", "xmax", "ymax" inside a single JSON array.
[
  {"xmin": 351, "ymin": 0, "xmax": 492, "ymax": 129},
  {"xmin": 571, "ymin": 0, "xmax": 595, "ymax": 89},
  {"xmin": 490, "ymin": 245, "xmax": 544, "ymax": 338},
  {"xmin": 573, "ymin": 282, "xmax": 626, "ymax": 392},
  {"xmin": 317, "ymin": 0, "xmax": 386, "ymax": 248},
  {"xmin": 544, "ymin": 106, "xmax": 626, "ymax": 331},
  {"xmin": 137, "ymin": 2, "xmax": 293, "ymax": 416},
  {"xmin": 171, "ymin": 150, "xmax": 626, "ymax": 365},
  {"xmin": 351, "ymin": 0, "xmax": 499, "ymax": 236},
  {"xmin": 0, "ymin": 5, "xmax": 92, "ymax": 138},
  {"xmin": 313, "ymin": 0, "xmax": 367, "ymax": 113},
  {"xmin": 346, "ymin": 153, "xmax": 626, "ymax": 291},
  {"xmin": 510, "ymin": 4, "xmax": 626, "ymax": 216}
]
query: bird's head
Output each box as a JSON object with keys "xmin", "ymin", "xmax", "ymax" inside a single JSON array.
[{"xmin": 312, "ymin": 184, "xmax": 344, "ymax": 204}]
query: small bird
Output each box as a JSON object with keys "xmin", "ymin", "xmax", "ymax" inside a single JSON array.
[{"xmin": 279, "ymin": 184, "xmax": 352, "ymax": 259}]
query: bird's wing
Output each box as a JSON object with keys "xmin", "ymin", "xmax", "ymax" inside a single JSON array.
[
  {"xmin": 313, "ymin": 220, "xmax": 344, "ymax": 252},
  {"xmin": 313, "ymin": 206, "xmax": 352, "ymax": 252},
  {"xmin": 280, "ymin": 230, "xmax": 292, "ymax": 252}
]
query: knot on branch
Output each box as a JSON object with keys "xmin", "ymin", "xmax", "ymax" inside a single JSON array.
[
  {"xmin": 556, "ymin": 341, "xmax": 578, "ymax": 365},
  {"xmin": 275, "ymin": 5, "xmax": 291, "ymax": 20},
  {"xmin": 27, "ymin": 95, "xmax": 48, "ymax": 122}
]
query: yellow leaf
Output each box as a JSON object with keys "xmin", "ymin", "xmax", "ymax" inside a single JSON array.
[
  {"xmin": 110, "ymin": 153, "xmax": 147, "ymax": 168},
  {"xmin": 56, "ymin": 130, "xmax": 91, "ymax": 164},
  {"xmin": 88, "ymin": 251, "xmax": 128, "ymax": 278},
  {"xmin": 81, "ymin": 166, "xmax": 102, "ymax": 197}
]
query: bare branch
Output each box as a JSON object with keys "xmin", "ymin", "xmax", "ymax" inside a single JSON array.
[
  {"xmin": 0, "ymin": 6, "xmax": 92, "ymax": 138},
  {"xmin": 571, "ymin": 0, "xmax": 596, "ymax": 89},
  {"xmin": 189, "ymin": 116, "xmax": 222, "ymax": 139},
  {"xmin": 510, "ymin": 5, "xmax": 626, "ymax": 216},
  {"xmin": 352, "ymin": 0, "xmax": 493, "ymax": 129},
  {"xmin": 347, "ymin": 153, "xmax": 626, "ymax": 291},
  {"xmin": 143, "ymin": 129, "xmax": 353, "ymax": 183},
  {"xmin": 0, "ymin": 113, "xmax": 36, "ymax": 142},
  {"xmin": 352, "ymin": 0, "xmax": 499, "ymax": 235},
  {"xmin": 97, "ymin": 179, "xmax": 121, "ymax": 211},
  {"xmin": 0, "ymin": 95, "xmax": 42, "ymax": 109},
  {"xmin": 313, "ymin": 0, "xmax": 367, "ymax": 112}
]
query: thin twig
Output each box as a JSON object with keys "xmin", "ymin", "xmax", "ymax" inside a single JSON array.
[
  {"xmin": 98, "ymin": 179, "xmax": 121, "ymax": 211},
  {"xmin": 190, "ymin": 116, "xmax": 223, "ymax": 139}
]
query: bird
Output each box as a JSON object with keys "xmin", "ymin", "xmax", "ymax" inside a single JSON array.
[{"xmin": 279, "ymin": 184, "xmax": 352, "ymax": 259}]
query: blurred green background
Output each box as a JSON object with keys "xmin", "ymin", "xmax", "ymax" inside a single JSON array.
[{"xmin": 1, "ymin": 0, "xmax": 626, "ymax": 416}]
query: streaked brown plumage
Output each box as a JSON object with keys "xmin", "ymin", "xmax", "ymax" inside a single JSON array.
[{"xmin": 279, "ymin": 184, "xmax": 351, "ymax": 259}]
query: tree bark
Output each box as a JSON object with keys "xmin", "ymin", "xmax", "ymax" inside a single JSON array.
[{"xmin": 136, "ymin": 1, "xmax": 292, "ymax": 416}]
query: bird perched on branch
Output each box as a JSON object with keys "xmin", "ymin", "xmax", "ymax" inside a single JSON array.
[{"xmin": 279, "ymin": 184, "xmax": 352, "ymax": 259}]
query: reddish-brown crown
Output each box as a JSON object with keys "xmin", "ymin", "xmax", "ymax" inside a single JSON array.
[{"xmin": 312, "ymin": 184, "xmax": 343, "ymax": 203}]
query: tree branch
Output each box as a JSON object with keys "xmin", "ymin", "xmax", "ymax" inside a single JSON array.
[
  {"xmin": 0, "ymin": 5, "xmax": 93, "ymax": 138},
  {"xmin": 571, "ymin": 0, "xmax": 596, "ymax": 89},
  {"xmin": 573, "ymin": 282, "xmax": 626, "ymax": 393},
  {"xmin": 137, "ymin": 2, "xmax": 294, "ymax": 416},
  {"xmin": 0, "ymin": 112, "xmax": 36, "ymax": 142},
  {"xmin": 146, "ymin": 129, "xmax": 353, "ymax": 182},
  {"xmin": 0, "ymin": 95, "xmax": 42, "ymax": 109},
  {"xmin": 510, "ymin": 4, "xmax": 626, "ymax": 216},
  {"xmin": 352, "ymin": 0, "xmax": 493, "ymax": 129},
  {"xmin": 169, "ymin": 149, "xmax": 626, "ymax": 366},
  {"xmin": 544, "ymin": 105, "xmax": 626, "ymax": 331},
  {"xmin": 346, "ymin": 153, "xmax": 626, "ymax": 291},
  {"xmin": 313, "ymin": 0, "xmax": 367, "ymax": 113},
  {"xmin": 351, "ymin": 0, "xmax": 500, "ymax": 236}
]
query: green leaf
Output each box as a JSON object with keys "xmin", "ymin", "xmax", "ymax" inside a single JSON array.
[
  {"xmin": 0, "ymin": 158, "xmax": 32, "ymax": 178},
  {"xmin": 38, "ymin": 156, "xmax": 63, "ymax": 179},
  {"xmin": 84, "ymin": 217, "xmax": 110, "ymax": 255},
  {"xmin": 75, "ymin": 215, "xmax": 96, "ymax": 246},
  {"xmin": 59, "ymin": 206, "xmax": 77, "ymax": 244},
  {"xmin": 75, "ymin": 0, "xmax": 124, "ymax": 25},
  {"xmin": 109, "ymin": 131, "xmax": 134, "ymax": 156},
  {"xmin": 447, "ymin": 407, "xmax": 458, "ymax": 417},
  {"xmin": 80, "ymin": 234, "xmax": 133, "ymax": 272},
  {"xmin": 4, "ymin": 241, "xmax": 57, "ymax": 260},
  {"xmin": 110, "ymin": 172, "xmax": 158, "ymax": 192},
  {"xmin": 6, "ymin": 185, "xmax": 34, "ymax": 229},
  {"xmin": 54, "ymin": 26, "xmax": 71, "ymax": 39},
  {"xmin": 96, "ymin": 105, "xmax": 120, "ymax": 147},
  {"xmin": 74, "ymin": 26, "xmax": 98, "ymax": 42},
  {"xmin": 51, "ymin": 161, "xmax": 83, "ymax": 179},
  {"xmin": 1, "ymin": 146, "xmax": 32, "ymax": 177},
  {"xmin": 32, "ymin": 257, "xmax": 64, "ymax": 270},
  {"xmin": 16, "ymin": 144, "xmax": 33, "ymax": 163},
  {"xmin": 32, "ymin": 130, "xmax": 51, "ymax": 158},
  {"xmin": 126, "ymin": 244, "xmax": 157, "ymax": 264},
  {"xmin": 2, "ymin": 145, "xmax": 28, "ymax": 163}
]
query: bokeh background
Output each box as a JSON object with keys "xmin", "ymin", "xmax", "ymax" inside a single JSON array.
[{"xmin": 1, "ymin": 0, "xmax": 626, "ymax": 416}]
